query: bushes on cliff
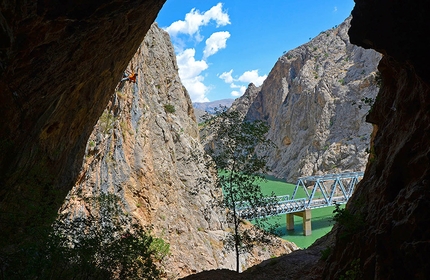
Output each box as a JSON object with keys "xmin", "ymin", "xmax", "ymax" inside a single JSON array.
[{"xmin": 2, "ymin": 193, "xmax": 168, "ymax": 279}]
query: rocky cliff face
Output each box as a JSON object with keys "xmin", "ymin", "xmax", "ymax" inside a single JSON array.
[
  {"xmin": 322, "ymin": 1, "xmax": 430, "ymax": 278},
  {"xmin": 244, "ymin": 17, "xmax": 381, "ymax": 181},
  {"xmin": 214, "ymin": 2, "xmax": 430, "ymax": 279},
  {"xmin": 0, "ymin": 0, "xmax": 166, "ymax": 252},
  {"xmin": 61, "ymin": 23, "xmax": 297, "ymax": 278},
  {"xmin": 229, "ymin": 83, "xmax": 261, "ymax": 116}
]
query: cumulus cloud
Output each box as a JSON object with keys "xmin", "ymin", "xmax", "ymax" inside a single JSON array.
[
  {"xmin": 177, "ymin": 49, "xmax": 208, "ymax": 79},
  {"xmin": 165, "ymin": 3, "xmax": 230, "ymax": 41},
  {"xmin": 219, "ymin": 69, "xmax": 267, "ymax": 97},
  {"xmin": 237, "ymin": 70, "xmax": 267, "ymax": 86},
  {"xmin": 203, "ymin": 31, "xmax": 231, "ymax": 59},
  {"xmin": 163, "ymin": 3, "xmax": 232, "ymax": 102},
  {"xmin": 219, "ymin": 69, "xmax": 234, "ymax": 83},
  {"xmin": 176, "ymin": 49, "xmax": 209, "ymax": 102},
  {"xmin": 182, "ymin": 76, "xmax": 210, "ymax": 102}
]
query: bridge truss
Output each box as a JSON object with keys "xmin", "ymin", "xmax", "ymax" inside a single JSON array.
[{"xmin": 237, "ymin": 171, "xmax": 364, "ymax": 219}]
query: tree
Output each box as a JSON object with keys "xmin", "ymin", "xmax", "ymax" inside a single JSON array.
[
  {"xmin": 3, "ymin": 193, "xmax": 169, "ymax": 279},
  {"xmin": 202, "ymin": 107, "xmax": 279, "ymax": 272}
]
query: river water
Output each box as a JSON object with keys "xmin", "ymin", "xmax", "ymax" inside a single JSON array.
[{"xmin": 258, "ymin": 176, "xmax": 340, "ymax": 248}]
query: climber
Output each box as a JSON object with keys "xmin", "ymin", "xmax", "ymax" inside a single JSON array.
[{"xmin": 121, "ymin": 70, "xmax": 138, "ymax": 83}]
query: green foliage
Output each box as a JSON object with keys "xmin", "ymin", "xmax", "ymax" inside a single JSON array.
[
  {"xmin": 374, "ymin": 71, "xmax": 382, "ymax": 87},
  {"xmin": 2, "ymin": 193, "xmax": 168, "ymax": 279},
  {"xmin": 163, "ymin": 104, "xmax": 175, "ymax": 113},
  {"xmin": 352, "ymin": 96, "xmax": 376, "ymax": 116},
  {"xmin": 359, "ymin": 97, "xmax": 375, "ymax": 110},
  {"xmin": 320, "ymin": 246, "xmax": 332, "ymax": 261},
  {"xmin": 202, "ymin": 107, "xmax": 279, "ymax": 272},
  {"xmin": 149, "ymin": 237, "xmax": 170, "ymax": 261},
  {"xmin": 99, "ymin": 110, "xmax": 116, "ymax": 134},
  {"xmin": 88, "ymin": 140, "xmax": 96, "ymax": 148},
  {"xmin": 333, "ymin": 204, "xmax": 365, "ymax": 240},
  {"xmin": 339, "ymin": 258, "xmax": 362, "ymax": 280}
]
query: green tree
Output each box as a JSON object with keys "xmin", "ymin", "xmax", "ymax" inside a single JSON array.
[
  {"xmin": 202, "ymin": 108, "xmax": 279, "ymax": 272},
  {"xmin": 3, "ymin": 193, "xmax": 169, "ymax": 279}
]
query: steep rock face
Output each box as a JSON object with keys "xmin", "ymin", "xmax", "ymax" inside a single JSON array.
[
  {"xmin": 0, "ymin": 0, "xmax": 166, "ymax": 250},
  {"xmin": 245, "ymin": 17, "xmax": 381, "ymax": 181},
  {"xmin": 170, "ymin": 2, "xmax": 430, "ymax": 279},
  {"xmin": 323, "ymin": 1, "xmax": 430, "ymax": 279},
  {"xmin": 62, "ymin": 24, "xmax": 297, "ymax": 278},
  {"xmin": 229, "ymin": 83, "xmax": 261, "ymax": 116}
]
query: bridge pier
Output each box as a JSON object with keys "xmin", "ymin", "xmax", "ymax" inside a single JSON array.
[{"xmin": 286, "ymin": 209, "xmax": 312, "ymax": 236}]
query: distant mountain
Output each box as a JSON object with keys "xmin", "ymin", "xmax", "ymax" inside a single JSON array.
[{"xmin": 193, "ymin": 98, "xmax": 235, "ymax": 114}]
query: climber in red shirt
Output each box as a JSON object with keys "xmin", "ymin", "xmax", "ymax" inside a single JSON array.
[{"xmin": 121, "ymin": 70, "xmax": 138, "ymax": 83}]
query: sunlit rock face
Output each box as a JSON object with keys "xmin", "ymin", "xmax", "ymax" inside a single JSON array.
[
  {"xmin": 323, "ymin": 1, "xmax": 430, "ymax": 279},
  {"xmin": 243, "ymin": 17, "xmax": 381, "ymax": 181},
  {"xmin": 172, "ymin": 3, "xmax": 430, "ymax": 279},
  {"xmin": 0, "ymin": 0, "xmax": 166, "ymax": 253},
  {"xmin": 61, "ymin": 23, "xmax": 297, "ymax": 278}
]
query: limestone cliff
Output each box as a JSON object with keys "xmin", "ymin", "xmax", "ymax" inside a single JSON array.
[
  {"xmin": 184, "ymin": 2, "xmax": 430, "ymax": 279},
  {"xmin": 61, "ymin": 23, "xmax": 296, "ymax": 278},
  {"xmin": 244, "ymin": 17, "xmax": 381, "ymax": 181},
  {"xmin": 229, "ymin": 83, "xmax": 261, "ymax": 117},
  {"xmin": 0, "ymin": 0, "xmax": 166, "ymax": 253}
]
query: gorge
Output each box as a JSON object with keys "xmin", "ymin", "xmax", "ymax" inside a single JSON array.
[{"xmin": 1, "ymin": 0, "xmax": 430, "ymax": 279}]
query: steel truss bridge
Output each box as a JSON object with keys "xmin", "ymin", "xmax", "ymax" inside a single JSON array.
[{"xmin": 237, "ymin": 171, "xmax": 364, "ymax": 235}]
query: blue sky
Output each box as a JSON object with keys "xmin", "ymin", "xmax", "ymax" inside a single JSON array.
[{"xmin": 156, "ymin": 0, "xmax": 355, "ymax": 102}]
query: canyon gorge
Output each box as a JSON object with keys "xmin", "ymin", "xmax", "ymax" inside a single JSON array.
[{"xmin": 1, "ymin": 0, "xmax": 430, "ymax": 279}]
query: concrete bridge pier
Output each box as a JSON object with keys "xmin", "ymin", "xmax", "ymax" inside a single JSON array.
[{"xmin": 286, "ymin": 209, "xmax": 312, "ymax": 236}]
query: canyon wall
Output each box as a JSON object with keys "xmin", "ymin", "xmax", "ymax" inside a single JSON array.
[
  {"xmin": 0, "ymin": 0, "xmax": 166, "ymax": 252},
  {"xmin": 244, "ymin": 17, "xmax": 381, "ymax": 181},
  {"xmin": 323, "ymin": 0, "xmax": 430, "ymax": 278},
  {"xmin": 183, "ymin": 4, "xmax": 430, "ymax": 278},
  {"xmin": 61, "ymin": 23, "xmax": 296, "ymax": 278}
]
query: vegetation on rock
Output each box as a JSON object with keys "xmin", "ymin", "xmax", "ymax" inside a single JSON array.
[{"xmin": 2, "ymin": 193, "xmax": 168, "ymax": 279}]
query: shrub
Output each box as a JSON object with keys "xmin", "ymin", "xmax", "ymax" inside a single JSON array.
[
  {"xmin": 333, "ymin": 204, "xmax": 365, "ymax": 240},
  {"xmin": 163, "ymin": 104, "xmax": 175, "ymax": 113}
]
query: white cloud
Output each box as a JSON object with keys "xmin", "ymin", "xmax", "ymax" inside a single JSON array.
[
  {"xmin": 176, "ymin": 48, "xmax": 209, "ymax": 102},
  {"xmin": 182, "ymin": 76, "xmax": 210, "ymax": 102},
  {"xmin": 165, "ymin": 3, "xmax": 230, "ymax": 42},
  {"xmin": 203, "ymin": 31, "xmax": 231, "ymax": 59},
  {"xmin": 237, "ymin": 70, "xmax": 267, "ymax": 86},
  {"xmin": 176, "ymin": 49, "xmax": 208, "ymax": 79},
  {"xmin": 333, "ymin": 6, "xmax": 338, "ymax": 13},
  {"xmin": 219, "ymin": 69, "xmax": 234, "ymax": 83},
  {"xmin": 219, "ymin": 69, "xmax": 266, "ymax": 97},
  {"xmin": 231, "ymin": 86, "xmax": 246, "ymax": 97},
  {"xmin": 163, "ymin": 3, "xmax": 231, "ymax": 102}
]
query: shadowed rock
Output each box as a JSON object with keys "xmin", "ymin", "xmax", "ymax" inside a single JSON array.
[{"xmin": 0, "ymin": 0, "xmax": 166, "ymax": 254}]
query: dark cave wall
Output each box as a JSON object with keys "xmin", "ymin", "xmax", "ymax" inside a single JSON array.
[
  {"xmin": 324, "ymin": 0, "xmax": 430, "ymax": 278},
  {"xmin": 0, "ymin": 0, "xmax": 166, "ymax": 249}
]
